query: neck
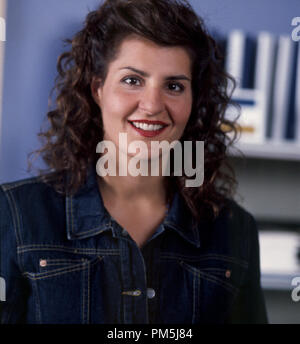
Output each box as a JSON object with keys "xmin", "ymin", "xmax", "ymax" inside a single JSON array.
[
  {"xmin": 97, "ymin": 173, "xmax": 167, "ymax": 204},
  {"xmin": 96, "ymin": 149, "xmax": 171, "ymax": 203}
]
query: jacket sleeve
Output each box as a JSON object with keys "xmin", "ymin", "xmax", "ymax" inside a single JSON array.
[
  {"xmin": 227, "ymin": 212, "xmax": 269, "ymax": 324},
  {"xmin": 0, "ymin": 186, "xmax": 28, "ymax": 323}
]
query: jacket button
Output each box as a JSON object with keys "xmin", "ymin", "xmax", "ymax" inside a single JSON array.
[
  {"xmin": 225, "ymin": 270, "xmax": 231, "ymax": 278},
  {"xmin": 39, "ymin": 259, "xmax": 47, "ymax": 267},
  {"xmin": 147, "ymin": 288, "xmax": 155, "ymax": 299}
]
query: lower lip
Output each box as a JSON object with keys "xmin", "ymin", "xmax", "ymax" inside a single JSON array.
[{"xmin": 128, "ymin": 122, "xmax": 168, "ymax": 138}]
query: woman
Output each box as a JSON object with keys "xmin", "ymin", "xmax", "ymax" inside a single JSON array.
[{"xmin": 0, "ymin": 0, "xmax": 268, "ymax": 324}]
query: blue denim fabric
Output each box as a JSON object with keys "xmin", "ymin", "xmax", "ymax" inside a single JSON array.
[{"xmin": 0, "ymin": 167, "xmax": 268, "ymax": 324}]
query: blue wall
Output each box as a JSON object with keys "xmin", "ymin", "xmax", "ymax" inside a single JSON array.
[
  {"xmin": 191, "ymin": 0, "xmax": 300, "ymax": 35},
  {"xmin": 0, "ymin": 0, "xmax": 299, "ymax": 183}
]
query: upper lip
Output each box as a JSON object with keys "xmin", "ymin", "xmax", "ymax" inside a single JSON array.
[{"xmin": 128, "ymin": 119, "xmax": 168, "ymax": 126}]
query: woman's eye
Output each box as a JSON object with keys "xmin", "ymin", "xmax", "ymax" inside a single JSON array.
[
  {"xmin": 168, "ymin": 82, "xmax": 184, "ymax": 93},
  {"xmin": 122, "ymin": 77, "xmax": 141, "ymax": 86}
]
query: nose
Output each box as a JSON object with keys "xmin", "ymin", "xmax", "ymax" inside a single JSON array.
[{"xmin": 139, "ymin": 86, "xmax": 165, "ymax": 116}]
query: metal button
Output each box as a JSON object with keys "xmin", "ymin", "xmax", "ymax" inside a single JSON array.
[
  {"xmin": 225, "ymin": 270, "xmax": 231, "ymax": 278},
  {"xmin": 147, "ymin": 288, "xmax": 156, "ymax": 299},
  {"xmin": 39, "ymin": 259, "xmax": 47, "ymax": 267}
]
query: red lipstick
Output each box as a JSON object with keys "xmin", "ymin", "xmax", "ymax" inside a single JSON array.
[{"xmin": 128, "ymin": 120, "xmax": 169, "ymax": 138}]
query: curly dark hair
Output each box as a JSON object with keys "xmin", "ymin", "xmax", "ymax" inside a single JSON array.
[{"xmin": 29, "ymin": 0, "xmax": 240, "ymax": 222}]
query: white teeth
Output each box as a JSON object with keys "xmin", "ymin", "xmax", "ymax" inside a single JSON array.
[{"xmin": 131, "ymin": 121, "xmax": 164, "ymax": 131}]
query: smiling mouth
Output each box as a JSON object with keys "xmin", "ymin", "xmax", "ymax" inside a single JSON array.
[
  {"xmin": 128, "ymin": 120, "xmax": 169, "ymax": 138},
  {"xmin": 128, "ymin": 120, "xmax": 168, "ymax": 131}
]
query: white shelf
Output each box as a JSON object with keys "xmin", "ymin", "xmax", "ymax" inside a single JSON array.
[
  {"xmin": 261, "ymin": 273, "xmax": 300, "ymax": 290},
  {"xmin": 229, "ymin": 141, "xmax": 300, "ymax": 161},
  {"xmin": 259, "ymin": 231, "xmax": 300, "ymax": 290}
]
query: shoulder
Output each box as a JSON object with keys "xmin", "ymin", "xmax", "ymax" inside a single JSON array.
[
  {"xmin": 0, "ymin": 174, "xmax": 64, "ymax": 228},
  {"xmin": 221, "ymin": 198, "xmax": 257, "ymax": 230},
  {"xmin": 1, "ymin": 174, "xmax": 52, "ymax": 195},
  {"xmin": 0, "ymin": 175, "xmax": 42, "ymax": 217},
  {"xmin": 212, "ymin": 198, "xmax": 259, "ymax": 260},
  {"xmin": 0, "ymin": 174, "xmax": 66, "ymax": 245},
  {"xmin": 0, "ymin": 173, "xmax": 62, "ymax": 206}
]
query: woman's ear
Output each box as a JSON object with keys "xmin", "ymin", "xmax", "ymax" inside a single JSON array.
[{"xmin": 91, "ymin": 77, "xmax": 102, "ymax": 106}]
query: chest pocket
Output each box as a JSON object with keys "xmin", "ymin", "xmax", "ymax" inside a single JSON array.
[
  {"xmin": 18, "ymin": 246, "xmax": 104, "ymax": 324},
  {"xmin": 159, "ymin": 253, "xmax": 248, "ymax": 324}
]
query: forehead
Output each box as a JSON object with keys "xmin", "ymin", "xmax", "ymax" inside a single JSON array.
[{"xmin": 108, "ymin": 36, "xmax": 192, "ymax": 76}]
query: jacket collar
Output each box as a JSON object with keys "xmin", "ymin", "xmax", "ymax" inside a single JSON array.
[
  {"xmin": 65, "ymin": 166, "xmax": 201, "ymax": 247},
  {"xmin": 163, "ymin": 192, "xmax": 201, "ymax": 247}
]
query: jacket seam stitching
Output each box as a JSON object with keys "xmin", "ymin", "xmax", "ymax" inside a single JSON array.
[
  {"xmin": 1, "ymin": 188, "xmax": 25, "ymax": 274},
  {"xmin": 180, "ymin": 262, "xmax": 238, "ymax": 293},
  {"xmin": 23, "ymin": 256, "xmax": 102, "ymax": 280},
  {"xmin": 0, "ymin": 187, "xmax": 22, "ymax": 246},
  {"xmin": 17, "ymin": 245, "xmax": 120, "ymax": 255},
  {"xmin": 161, "ymin": 253, "xmax": 248, "ymax": 267},
  {"xmin": 68, "ymin": 226, "xmax": 112, "ymax": 238},
  {"xmin": 1, "ymin": 178, "xmax": 42, "ymax": 191}
]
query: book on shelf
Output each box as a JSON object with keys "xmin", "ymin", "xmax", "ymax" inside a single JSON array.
[
  {"xmin": 255, "ymin": 32, "xmax": 277, "ymax": 141},
  {"xmin": 225, "ymin": 30, "xmax": 276, "ymax": 144},
  {"xmin": 224, "ymin": 29, "xmax": 300, "ymax": 147},
  {"xmin": 225, "ymin": 29, "xmax": 257, "ymax": 89},
  {"xmin": 270, "ymin": 36, "xmax": 298, "ymax": 142},
  {"xmin": 295, "ymin": 42, "xmax": 300, "ymax": 142},
  {"xmin": 285, "ymin": 41, "xmax": 299, "ymax": 141},
  {"xmin": 225, "ymin": 30, "xmax": 245, "ymax": 89}
]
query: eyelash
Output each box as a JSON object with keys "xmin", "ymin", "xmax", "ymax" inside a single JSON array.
[{"xmin": 121, "ymin": 76, "xmax": 185, "ymax": 93}]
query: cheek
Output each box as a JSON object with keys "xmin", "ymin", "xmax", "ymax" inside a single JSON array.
[
  {"xmin": 173, "ymin": 101, "xmax": 192, "ymax": 128},
  {"xmin": 102, "ymin": 88, "xmax": 135, "ymax": 120}
]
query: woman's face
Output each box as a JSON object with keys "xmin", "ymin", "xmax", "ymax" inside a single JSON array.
[{"xmin": 92, "ymin": 36, "xmax": 193, "ymax": 160}]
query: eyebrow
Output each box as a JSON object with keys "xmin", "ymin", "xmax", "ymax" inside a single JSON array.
[{"xmin": 119, "ymin": 66, "xmax": 191, "ymax": 81}]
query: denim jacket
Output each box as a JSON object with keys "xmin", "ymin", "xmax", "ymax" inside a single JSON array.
[{"xmin": 0, "ymin": 167, "xmax": 268, "ymax": 324}]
